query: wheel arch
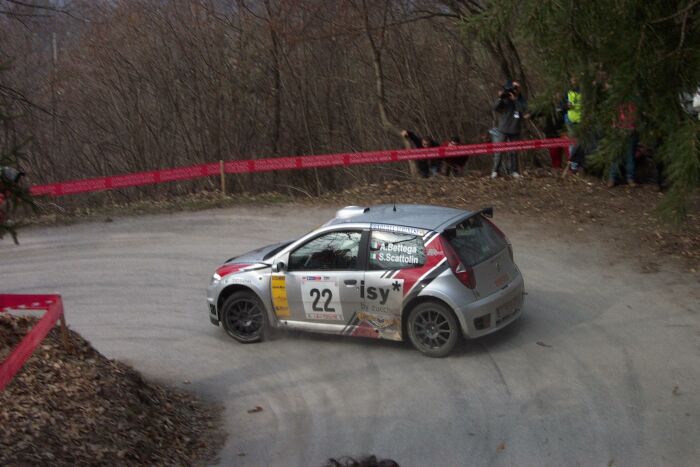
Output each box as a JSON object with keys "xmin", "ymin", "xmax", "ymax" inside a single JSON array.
[
  {"xmin": 401, "ymin": 295, "xmax": 458, "ymax": 341},
  {"xmin": 217, "ymin": 284, "xmax": 266, "ymax": 318}
]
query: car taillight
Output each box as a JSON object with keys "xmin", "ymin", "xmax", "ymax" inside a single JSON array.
[
  {"xmin": 484, "ymin": 217, "xmax": 514, "ymax": 261},
  {"xmin": 439, "ymin": 235, "xmax": 476, "ymax": 289}
]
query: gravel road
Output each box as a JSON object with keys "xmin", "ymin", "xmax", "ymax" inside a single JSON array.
[{"xmin": 2, "ymin": 205, "xmax": 699, "ymax": 466}]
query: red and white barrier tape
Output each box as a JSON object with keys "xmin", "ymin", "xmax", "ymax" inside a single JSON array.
[{"xmin": 30, "ymin": 137, "xmax": 570, "ymax": 197}]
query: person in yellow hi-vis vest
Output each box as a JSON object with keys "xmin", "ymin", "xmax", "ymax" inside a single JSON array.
[{"xmin": 565, "ymin": 76, "xmax": 583, "ymax": 172}]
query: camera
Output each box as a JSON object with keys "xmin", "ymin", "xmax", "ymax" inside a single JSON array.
[
  {"xmin": 1, "ymin": 166, "xmax": 24, "ymax": 184},
  {"xmin": 499, "ymin": 86, "xmax": 515, "ymax": 99}
]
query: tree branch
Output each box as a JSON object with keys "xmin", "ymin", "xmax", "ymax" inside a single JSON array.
[{"xmin": 650, "ymin": 0, "xmax": 700, "ymax": 24}]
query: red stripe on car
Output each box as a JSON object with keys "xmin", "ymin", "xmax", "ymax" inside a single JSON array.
[
  {"xmin": 393, "ymin": 235, "xmax": 445, "ymax": 297},
  {"xmin": 216, "ymin": 263, "xmax": 254, "ymax": 278}
]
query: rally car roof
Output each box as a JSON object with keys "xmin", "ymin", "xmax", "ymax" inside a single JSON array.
[{"xmin": 326, "ymin": 204, "xmax": 469, "ymax": 231}]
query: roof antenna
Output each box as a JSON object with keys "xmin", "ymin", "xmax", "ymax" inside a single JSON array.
[{"xmin": 393, "ymin": 198, "xmax": 397, "ymax": 212}]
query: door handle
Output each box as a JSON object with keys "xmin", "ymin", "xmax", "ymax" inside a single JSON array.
[{"xmin": 344, "ymin": 279, "xmax": 357, "ymax": 286}]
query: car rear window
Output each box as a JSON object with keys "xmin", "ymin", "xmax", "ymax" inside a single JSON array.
[{"xmin": 444, "ymin": 215, "xmax": 507, "ymax": 266}]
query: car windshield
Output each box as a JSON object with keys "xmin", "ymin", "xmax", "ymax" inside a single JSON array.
[
  {"xmin": 263, "ymin": 241, "xmax": 293, "ymax": 260},
  {"xmin": 444, "ymin": 215, "xmax": 507, "ymax": 266}
]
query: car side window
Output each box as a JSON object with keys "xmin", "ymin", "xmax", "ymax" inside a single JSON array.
[
  {"xmin": 369, "ymin": 230, "xmax": 425, "ymax": 270},
  {"xmin": 288, "ymin": 231, "xmax": 362, "ymax": 271}
]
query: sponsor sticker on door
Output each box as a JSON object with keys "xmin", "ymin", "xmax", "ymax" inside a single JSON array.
[
  {"xmin": 359, "ymin": 278, "xmax": 404, "ymax": 315},
  {"xmin": 271, "ymin": 275, "xmax": 290, "ymax": 318}
]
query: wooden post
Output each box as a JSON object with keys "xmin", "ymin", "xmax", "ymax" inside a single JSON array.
[
  {"xmin": 219, "ymin": 160, "xmax": 226, "ymax": 198},
  {"xmin": 561, "ymin": 160, "xmax": 571, "ymax": 179},
  {"xmin": 58, "ymin": 313, "xmax": 71, "ymax": 352}
]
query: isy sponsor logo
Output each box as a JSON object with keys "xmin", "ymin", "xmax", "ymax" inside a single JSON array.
[{"xmin": 359, "ymin": 280, "xmax": 401, "ymax": 305}]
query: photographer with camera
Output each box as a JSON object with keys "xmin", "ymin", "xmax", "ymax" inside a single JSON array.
[{"xmin": 490, "ymin": 80, "xmax": 530, "ymax": 179}]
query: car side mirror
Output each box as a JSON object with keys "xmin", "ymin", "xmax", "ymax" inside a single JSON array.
[{"xmin": 272, "ymin": 261, "xmax": 286, "ymax": 273}]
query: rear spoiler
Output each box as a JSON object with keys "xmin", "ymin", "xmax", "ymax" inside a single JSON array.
[
  {"xmin": 479, "ymin": 207, "xmax": 493, "ymax": 218},
  {"xmin": 442, "ymin": 207, "xmax": 493, "ymax": 238}
]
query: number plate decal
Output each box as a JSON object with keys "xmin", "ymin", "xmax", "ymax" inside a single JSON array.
[
  {"xmin": 300, "ymin": 276, "xmax": 343, "ymax": 320},
  {"xmin": 496, "ymin": 299, "xmax": 517, "ymax": 319}
]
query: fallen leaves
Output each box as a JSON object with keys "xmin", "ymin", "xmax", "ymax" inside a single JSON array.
[{"xmin": 0, "ymin": 315, "xmax": 224, "ymax": 466}]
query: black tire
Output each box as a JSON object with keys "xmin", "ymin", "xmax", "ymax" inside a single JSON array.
[
  {"xmin": 221, "ymin": 291, "xmax": 267, "ymax": 343},
  {"xmin": 406, "ymin": 301, "xmax": 459, "ymax": 358}
]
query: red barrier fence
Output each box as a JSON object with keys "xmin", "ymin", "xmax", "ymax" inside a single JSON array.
[
  {"xmin": 0, "ymin": 294, "xmax": 69, "ymax": 391},
  {"xmin": 30, "ymin": 137, "xmax": 570, "ymax": 198}
]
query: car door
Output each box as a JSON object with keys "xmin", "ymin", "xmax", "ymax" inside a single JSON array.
[
  {"xmin": 282, "ymin": 229, "xmax": 366, "ymax": 325},
  {"xmin": 360, "ymin": 228, "xmax": 428, "ymax": 340}
]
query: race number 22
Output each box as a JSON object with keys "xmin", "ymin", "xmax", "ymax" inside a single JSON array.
[{"xmin": 309, "ymin": 288, "xmax": 335, "ymax": 312}]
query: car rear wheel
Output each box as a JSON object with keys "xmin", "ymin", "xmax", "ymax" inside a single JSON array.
[
  {"xmin": 221, "ymin": 291, "xmax": 267, "ymax": 343},
  {"xmin": 407, "ymin": 301, "xmax": 459, "ymax": 357}
]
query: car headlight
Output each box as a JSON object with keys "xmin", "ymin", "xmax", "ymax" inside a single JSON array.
[{"xmin": 211, "ymin": 273, "xmax": 221, "ymax": 284}]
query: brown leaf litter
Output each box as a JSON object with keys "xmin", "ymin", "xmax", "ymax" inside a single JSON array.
[{"xmin": 0, "ymin": 315, "xmax": 224, "ymax": 466}]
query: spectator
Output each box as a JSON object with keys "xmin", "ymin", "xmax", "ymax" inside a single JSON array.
[
  {"xmin": 680, "ymin": 86, "xmax": 700, "ymax": 120},
  {"xmin": 401, "ymin": 129, "xmax": 440, "ymax": 177},
  {"xmin": 0, "ymin": 166, "xmax": 24, "ymax": 185},
  {"xmin": 565, "ymin": 75, "xmax": 583, "ymax": 172},
  {"xmin": 587, "ymin": 68, "xmax": 610, "ymax": 157},
  {"xmin": 441, "ymin": 136, "xmax": 467, "ymax": 176},
  {"xmin": 0, "ymin": 166, "xmax": 26, "ymax": 226},
  {"xmin": 491, "ymin": 80, "xmax": 529, "ymax": 178},
  {"xmin": 607, "ymin": 100, "xmax": 639, "ymax": 188},
  {"xmin": 636, "ymin": 136, "xmax": 666, "ymax": 191},
  {"xmin": 531, "ymin": 92, "xmax": 566, "ymax": 174}
]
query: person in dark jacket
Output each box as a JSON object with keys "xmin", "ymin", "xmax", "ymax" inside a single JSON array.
[
  {"xmin": 0, "ymin": 166, "xmax": 26, "ymax": 226},
  {"xmin": 531, "ymin": 92, "xmax": 566, "ymax": 173},
  {"xmin": 490, "ymin": 80, "xmax": 529, "ymax": 178},
  {"xmin": 401, "ymin": 129, "xmax": 440, "ymax": 177},
  {"xmin": 442, "ymin": 136, "xmax": 467, "ymax": 176}
]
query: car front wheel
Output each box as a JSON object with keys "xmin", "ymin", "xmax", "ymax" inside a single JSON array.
[
  {"xmin": 221, "ymin": 291, "xmax": 267, "ymax": 343},
  {"xmin": 407, "ymin": 301, "xmax": 459, "ymax": 357}
]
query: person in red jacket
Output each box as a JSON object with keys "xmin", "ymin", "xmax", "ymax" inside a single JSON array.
[{"xmin": 607, "ymin": 101, "xmax": 638, "ymax": 187}]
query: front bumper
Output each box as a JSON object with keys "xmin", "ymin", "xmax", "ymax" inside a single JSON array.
[
  {"xmin": 455, "ymin": 273, "xmax": 524, "ymax": 339},
  {"xmin": 207, "ymin": 283, "xmax": 220, "ymax": 326}
]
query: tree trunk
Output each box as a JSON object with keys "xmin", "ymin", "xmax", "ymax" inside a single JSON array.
[{"xmin": 359, "ymin": 0, "xmax": 417, "ymax": 176}]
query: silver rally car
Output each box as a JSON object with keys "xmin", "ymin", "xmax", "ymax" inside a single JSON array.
[{"xmin": 207, "ymin": 204, "xmax": 524, "ymax": 357}]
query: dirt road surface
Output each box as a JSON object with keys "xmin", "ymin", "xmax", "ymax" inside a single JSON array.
[{"xmin": 2, "ymin": 205, "xmax": 699, "ymax": 466}]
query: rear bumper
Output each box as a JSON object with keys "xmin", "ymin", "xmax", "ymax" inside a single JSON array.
[{"xmin": 454, "ymin": 273, "xmax": 524, "ymax": 339}]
